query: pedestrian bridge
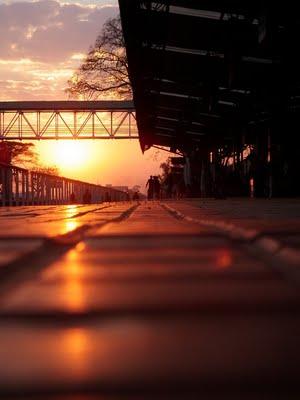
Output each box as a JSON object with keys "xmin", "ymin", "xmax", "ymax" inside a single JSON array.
[{"xmin": 0, "ymin": 100, "xmax": 138, "ymax": 140}]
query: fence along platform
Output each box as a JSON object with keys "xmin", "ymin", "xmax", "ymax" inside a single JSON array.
[{"xmin": 0, "ymin": 163, "xmax": 127, "ymax": 206}]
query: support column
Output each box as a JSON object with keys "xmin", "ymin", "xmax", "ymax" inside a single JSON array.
[
  {"xmin": 1, "ymin": 167, "xmax": 6, "ymax": 206},
  {"xmin": 30, "ymin": 172, "xmax": 34, "ymax": 205},
  {"xmin": 15, "ymin": 169, "xmax": 19, "ymax": 206},
  {"xmin": 25, "ymin": 171, "xmax": 29, "ymax": 205},
  {"xmin": 267, "ymin": 127, "xmax": 272, "ymax": 199},
  {"xmin": 21, "ymin": 171, "xmax": 25, "ymax": 205},
  {"xmin": 41, "ymin": 175, "xmax": 45, "ymax": 205},
  {"xmin": 36, "ymin": 175, "xmax": 41, "ymax": 205},
  {"xmin": 7, "ymin": 168, "xmax": 13, "ymax": 206}
]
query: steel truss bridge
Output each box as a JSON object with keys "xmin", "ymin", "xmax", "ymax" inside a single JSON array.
[{"xmin": 0, "ymin": 101, "xmax": 138, "ymax": 140}]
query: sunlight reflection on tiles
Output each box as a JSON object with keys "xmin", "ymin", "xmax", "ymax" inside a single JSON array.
[
  {"xmin": 61, "ymin": 328, "xmax": 90, "ymax": 379},
  {"xmin": 216, "ymin": 249, "xmax": 233, "ymax": 269},
  {"xmin": 62, "ymin": 249, "xmax": 86, "ymax": 312},
  {"xmin": 65, "ymin": 205, "xmax": 80, "ymax": 218},
  {"xmin": 64, "ymin": 277, "xmax": 85, "ymax": 312},
  {"xmin": 64, "ymin": 220, "xmax": 79, "ymax": 232},
  {"xmin": 75, "ymin": 242, "xmax": 87, "ymax": 252}
]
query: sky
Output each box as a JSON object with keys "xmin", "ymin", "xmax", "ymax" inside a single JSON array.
[{"xmin": 0, "ymin": 0, "xmax": 167, "ymax": 190}]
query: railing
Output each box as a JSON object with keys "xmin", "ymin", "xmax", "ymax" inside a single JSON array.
[{"xmin": 0, "ymin": 163, "xmax": 128, "ymax": 206}]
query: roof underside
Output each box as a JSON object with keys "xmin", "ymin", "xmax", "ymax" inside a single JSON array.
[{"xmin": 119, "ymin": 0, "xmax": 300, "ymax": 152}]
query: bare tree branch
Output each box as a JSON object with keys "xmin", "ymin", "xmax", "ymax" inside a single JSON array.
[{"xmin": 66, "ymin": 16, "xmax": 132, "ymax": 100}]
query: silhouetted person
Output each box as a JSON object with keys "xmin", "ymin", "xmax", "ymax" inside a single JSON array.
[
  {"xmin": 172, "ymin": 180, "xmax": 180, "ymax": 199},
  {"xmin": 146, "ymin": 175, "xmax": 154, "ymax": 200},
  {"xmin": 214, "ymin": 162, "xmax": 226, "ymax": 199},
  {"xmin": 166, "ymin": 174, "xmax": 173, "ymax": 198},
  {"xmin": 105, "ymin": 192, "xmax": 111, "ymax": 202},
  {"xmin": 153, "ymin": 176, "xmax": 161, "ymax": 200},
  {"xmin": 83, "ymin": 189, "xmax": 91, "ymax": 204},
  {"xmin": 133, "ymin": 191, "xmax": 139, "ymax": 200},
  {"xmin": 70, "ymin": 192, "xmax": 76, "ymax": 203}
]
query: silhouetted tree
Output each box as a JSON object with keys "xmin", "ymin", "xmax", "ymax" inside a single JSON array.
[
  {"xmin": 1, "ymin": 141, "xmax": 37, "ymax": 167},
  {"xmin": 30, "ymin": 165, "xmax": 60, "ymax": 195},
  {"xmin": 159, "ymin": 157, "xmax": 172, "ymax": 181},
  {"xmin": 0, "ymin": 140, "xmax": 59, "ymax": 175},
  {"xmin": 31, "ymin": 166, "xmax": 60, "ymax": 176},
  {"xmin": 66, "ymin": 16, "xmax": 132, "ymax": 100}
]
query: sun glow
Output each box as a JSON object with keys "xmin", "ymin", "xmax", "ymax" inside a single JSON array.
[
  {"xmin": 34, "ymin": 140, "xmax": 167, "ymax": 190},
  {"xmin": 53, "ymin": 141, "xmax": 89, "ymax": 169}
]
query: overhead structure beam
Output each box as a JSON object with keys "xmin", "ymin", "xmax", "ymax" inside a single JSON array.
[
  {"xmin": 0, "ymin": 101, "xmax": 138, "ymax": 140},
  {"xmin": 119, "ymin": 0, "xmax": 300, "ymax": 152}
]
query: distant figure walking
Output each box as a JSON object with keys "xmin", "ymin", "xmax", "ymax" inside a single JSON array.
[
  {"xmin": 70, "ymin": 192, "xmax": 76, "ymax": 203},
  {"xmin": 105, "ymin": 192, "xmax": 111, "ymax": 202},
  {"xmin": 153, "ymin": 176, "xmax": 161, "ymax": 200},
  {"xmin": 146, "ymin": 175, "xmax": 154, "ymax": 200},
  {"xmin": 133, "ymin": 191, "xmax": 139, "ymax": 201},
  {"xmin": 83, "ymin": 188, "xmax": 91, "ymax": 204},
  {"xmin": 172, "ymin": 181, "xmax": 180, "ymax": 199}
]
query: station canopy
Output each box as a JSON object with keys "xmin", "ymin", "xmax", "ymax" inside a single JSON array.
[{"xmin": 119, "ymin": 0, "xmax": 300, "ymax": 153}]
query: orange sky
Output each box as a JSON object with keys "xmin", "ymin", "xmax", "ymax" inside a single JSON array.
[
  {"xmin": 35, "ymin": 139, "xmax": 167, "ymax": 191},
  {"xmin": 0, "ymin": 0, "xmax": 169, "ymax": 191}
]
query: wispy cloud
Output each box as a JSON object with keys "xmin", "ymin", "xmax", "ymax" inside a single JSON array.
[{"xmin": 0, "ymin": 0, "xmax": 118, "ymax": 100}]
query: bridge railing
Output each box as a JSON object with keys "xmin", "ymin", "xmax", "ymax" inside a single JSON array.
[
  {"xmin": 0, "ymin": 101, "xmax": 138, "ymax": 140},
  {"xmin": 0, "ymin": 163, "xmax": 127, "ymax": 206}
]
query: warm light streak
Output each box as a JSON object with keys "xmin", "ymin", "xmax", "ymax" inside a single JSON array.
[
  {"xmin": 63, "ymin": 278, "xmax": 84, "ymax": 312},
  {"xmin": 65, "ymin": 205, "xmax": 79, "ymax": 218},
  {"xmin": 67, "ymin": 249, "xmax": 80, "ymax": 262},
  {"xmin": 25, "ymin": 135, "xmax": 167, "ymax": 193},
  {"xmin": 64, "ymin": 328, "xmax": 87, "ymax": 356},
  {"xmin": 71, "ymin": 53, "xmax": 86, "ymax": 61},
  {"xmin": 216, "ymin": 249, "xmax": 232, "ymax": 269},
  {"xmin": 62, "ymin": 328, "xmax": 89, "ymax": 377},
  {"xmin": 76, "ymin": 242, "xmax": 87, "ymax": 252},
  {"xmin": 63, "ymin": 250, "xmax": 85, "ymax": 312},
  {"xmin": 65, "ymin": 220, "xmax": 79, "ymax": 232}
]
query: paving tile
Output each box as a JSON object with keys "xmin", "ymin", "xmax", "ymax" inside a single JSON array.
[
  {"xmin": 0, "ymin": 203, "xmax": 133, "ymax": 237},
  {"xmin": 0, "ymin": 199, "xmax": 300, "ymax": 399},
  {"xmin": 0, "ymin": 239, "xmax": 43, "ymax": 266},
  {"xmin": 166, "ymin": 200, "xmax": 300, "ymax": 234},
  {"xmin": 95, "ymin": 203, "xmax": 216, "ymax": 235},
  {"xmin": 269, "ymin": 234, "xmax": 300, "ymax": 248},
  {"xmin": 86, "ymin": 235, "xmax": 230, "ymax": 249},
  {"xmin": 1, "ymin": 202, "xmax": 298, "ymax": 315},
  {"xmin": 0, "ymin": 315, "xmax": 299, "ymax": 393},
  {"xmin": 38, "ymin": 237, "xmax": 275, "ymax": 283},
  {"xmin": 1, "ymin": 278, "xmax": 298, "ymax": 315}
]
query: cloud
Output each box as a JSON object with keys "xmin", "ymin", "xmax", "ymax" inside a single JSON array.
[
  {"xmin": 0, "ymin": 1, "xmax": 118, "ymax": 62},
  {"xmin": 0, "ymin": 0, "xmax": 118, "ymax": 100},
  {"xmin": 0, "ymin": 57, "xmax": 77, "ymax": 100}
]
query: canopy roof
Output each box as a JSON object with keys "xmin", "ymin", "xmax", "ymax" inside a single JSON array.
[{"xmin": 119, "ymin": 0, "xmax": 300, "ymax": 152}]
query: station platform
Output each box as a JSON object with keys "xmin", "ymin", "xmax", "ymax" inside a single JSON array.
[{"xmin": 0, "ymin": 199, "xmax": 300, "ymax": 399}]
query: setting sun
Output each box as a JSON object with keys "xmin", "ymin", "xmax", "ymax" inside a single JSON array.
[
  {"xmin": 55, "ymin": 141, "xmax": 88, "ymax": 168},
  {"xmin": 34, "ymin": 140, "xmax": 165, "ymax": 188}
]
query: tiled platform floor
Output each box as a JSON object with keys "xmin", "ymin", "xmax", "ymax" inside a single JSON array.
[{"xmin": 0, "ymin": 199, "xmax": 300, "ymax": 399}]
